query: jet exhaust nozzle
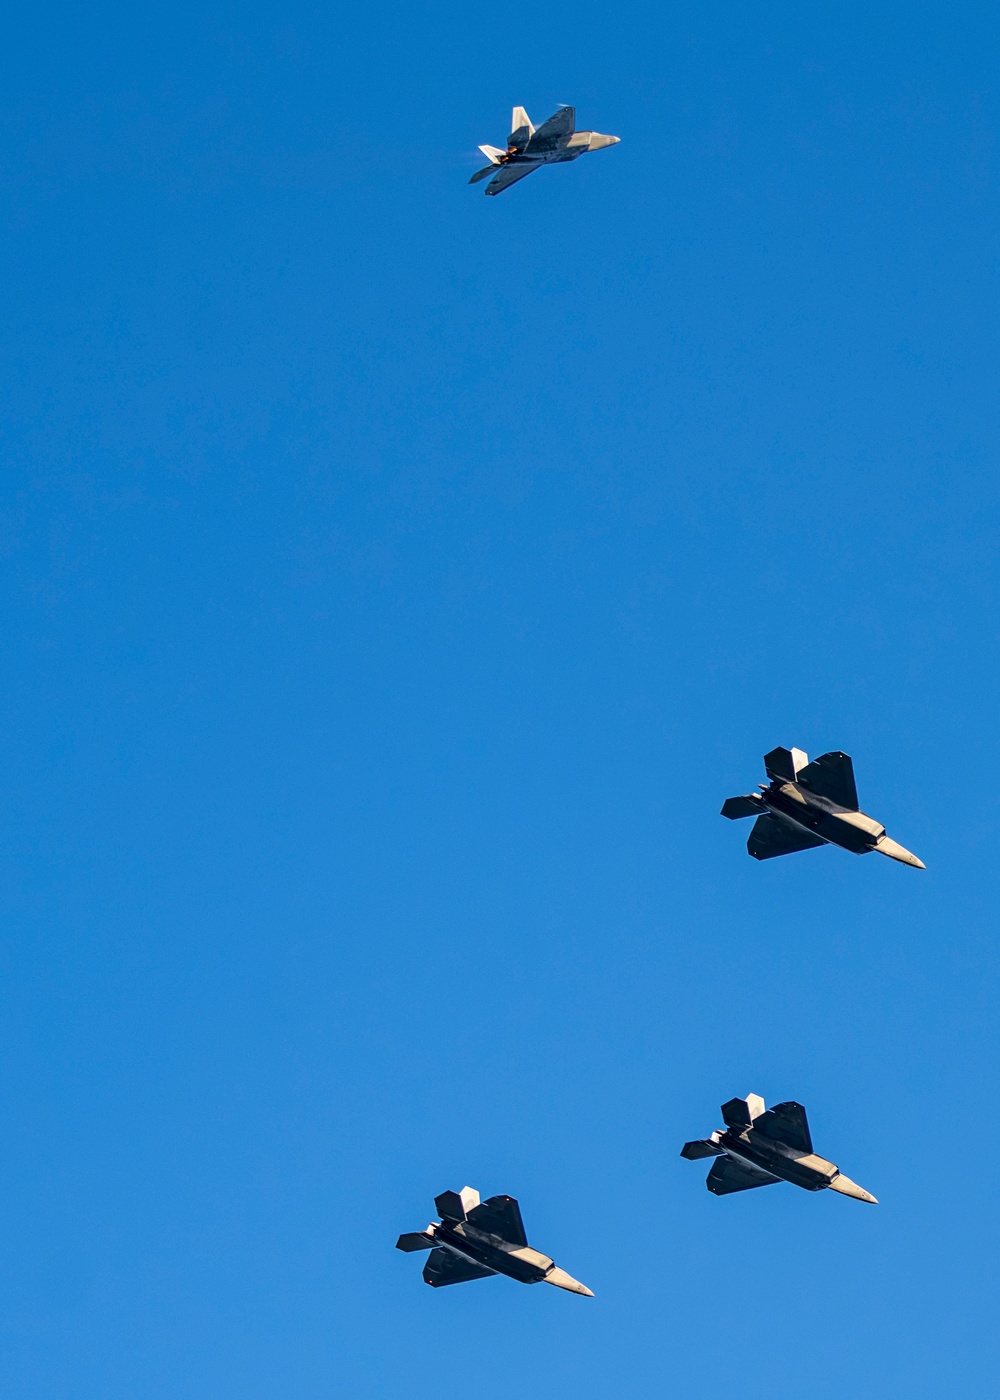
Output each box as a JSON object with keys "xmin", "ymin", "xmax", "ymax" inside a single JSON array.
[
  {"xmin": 543, "ymin": 1266, "xmax": 594, "ymax": 1296},
  {"xmin": 875, "ymin": 836, "xmax": 925, "ymax": 869},
  {"xmin": 828, "ymin": 1172, "xmax": 878, "ymax": 1204}
]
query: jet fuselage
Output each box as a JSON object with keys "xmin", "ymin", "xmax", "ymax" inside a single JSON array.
[
  {"xmin": 430, "ymin": 1220, "xmax": 554, "ymax": 1284},
  {"xmin": 758, "ymin": 782, "xmax": 884, "ymax": 854},
  {"xmin": 506, "ymin": 130, "xmax": 619, "ymax": 169},
  {"xmin": 716, "ymin": 1128, "xmax": 838, "ymax": 1191}
]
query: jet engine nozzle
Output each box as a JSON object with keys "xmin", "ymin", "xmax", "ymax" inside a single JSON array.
[
  {"xmin": 828, "ymin": 1172, "xmax": 878, "ymax": 1204},
  {"xmin": 875, "ymin": 836, "xmax": 925, "ymax": 869}
]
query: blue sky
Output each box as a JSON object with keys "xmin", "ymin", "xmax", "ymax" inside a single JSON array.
[{"xmin": 1, "ymin": 2, "xmax": 998, "ymax": 1395}]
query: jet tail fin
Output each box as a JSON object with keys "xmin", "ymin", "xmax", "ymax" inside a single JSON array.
[
  {"xmin": 509, "ymin": 106, "xmax": 534, "ymax": 149},
  {"xmin": 764, "ymin": 746, "xmax": 809, "ymax": 782},
  {"xmin": 434, "ymin": 1187, "xmax": 480, "ymax": 1221},
  {"xmin": 721, "ymin": 1094, "xmax": 766, "ymax": 1130}
]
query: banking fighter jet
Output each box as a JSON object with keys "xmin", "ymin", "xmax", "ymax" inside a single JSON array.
[
  {"xmin": 682, "ymin": 1094, "xmax": 878, "ymax": 1203},
  {"xmin": 469, "ymin": 106, "xmax": 619, "ymax": 196},
  {"xmin": 396, "ymin": 1186, "xmax": 593, "ymax": 1294},
  {"xmin": 722, "ymin": 746, "xmax": 924, "ymax": 867}
]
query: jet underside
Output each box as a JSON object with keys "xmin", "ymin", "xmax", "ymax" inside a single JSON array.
[
  {"xmin": 397, "ymin": 1189, "xmax": 594, "ymax": 1294},
  {"xmin": 471, "ymin": 106, "xmax": 619, "ymax": 196},
  {"xmin": 722, "ymin": 748, "xmax": 924, "ymax": 866},
  {"xmin": 682, "ymin": 1096, "xmax": 878, "ymax": 1203}
]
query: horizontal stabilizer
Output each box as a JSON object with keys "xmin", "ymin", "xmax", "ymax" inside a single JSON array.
[
  {"xmin": 797, "ymin": 751, "xmax": 859, "ymax": 810},
  {"xmin": 748, "ymin": 814, "xmax": 825, "ymax": 861},
  {"xmin": 466, "ymin": 1195, "xmax": 527, "ymax": 1245},
  {"xmin": 396, "ymin": 1231, "xmax": 435, "ymax": 1252},
  {"xmin": 764, "ymin": 746, "xmax": 809, "ymax": 782},
  {"xmin": 722, "ymin": 794, "xmax": 761, "ymax": 820},
  {"xmin": 469, "ymin": 165, "xmax": 497, "ymax": 184},
  {"xmin": 681, "ymin": 1138, "xmax": 724, "ymax": 1160},
  {"xmin": 754, "ymin": 1101, "xmax": 812, "ymax": 1153},
  {"xmin": 423, "ymin": 1248, "xmax": 497, "ymax": 1287},
  {"xmin": 707, "ymin": 1156, "xmax": 780, "ymax": 1195},
  {"xmin": 434, "ymin": 1187, "xmax": 480, "ymax": 1222}
]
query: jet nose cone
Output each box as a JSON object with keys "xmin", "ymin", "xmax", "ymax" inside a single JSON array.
[
  {"xmin": 543, "ymin": 1266, "xmax": 594, "ymax": 1296},
  {"xmin": 828, "ymin": 1172, "xmax": 878, "ymax": 1204},
  {"xmin": 876, "ymin": 836, "xmax": 925, "ymax": 869}
]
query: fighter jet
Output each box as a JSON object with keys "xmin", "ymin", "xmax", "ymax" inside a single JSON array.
[
  {"xmin": 722, "ymin": 746, "xmax": 924, "ymax": 867},
  {"xmin": 396, "ymin": 1186, "xmax": 594, "ymax": 1295},
  {"xmin": 682, "ymin": 1093, "xmax": 878, "ymax": 1203},
  {"xmin": 469, "ymin": 106, "xmax": 620, "ymax": 196}
]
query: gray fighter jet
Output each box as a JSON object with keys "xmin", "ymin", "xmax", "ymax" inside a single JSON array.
[
  {"xmin": 682, "ymin": 1093, "xmax": 878, "ymax": 1203},
  {"xmin": 396, "ymin": 1186, "xmax": 593, "ymax": 1295},
  {"xmin": 722, "ymin": 746, "xmax": 924, "ymax": 867},
  {"xmin": 469, "ymin": 106, "xmax": 620, "ymax": 196}
]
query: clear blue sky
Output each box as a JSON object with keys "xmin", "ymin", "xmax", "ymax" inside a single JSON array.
[{"xmin": 1, "ymin": 2, "xmax": 997, "ymax": 1395}]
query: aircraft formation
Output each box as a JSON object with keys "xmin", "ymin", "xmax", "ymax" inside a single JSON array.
[{"xmin": 397, "ymin": 106, "xmax": 926, "ymax": 1299}]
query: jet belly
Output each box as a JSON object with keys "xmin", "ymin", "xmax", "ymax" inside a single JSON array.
[
  {"xmin": 764, "ymin": 786, "xmax": 882, "ymax": 854},
  {"xmin": 445, "ymin": 1223, "xmax": 552, "ymax": 1284},
  {"xmin": 720, "ymin": 1133, "xmax": 835, "ymax": 1191},
  {"xmin": 761, "ymin": 790, "xmax": 833, "ymax": 846},
  {"xmin": 434, "ymin": 1224, "xmax": 506, "ymax": 1276}
]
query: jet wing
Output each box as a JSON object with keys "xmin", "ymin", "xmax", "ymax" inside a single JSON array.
[
  {"xmin": 796, "ymin": 751, "xmax": 859, "ymax": 810},
  {"xmin": 753, "ymin": 1101, "xmax": 813, "ymax": 1153},
  {"xmin": 422, "ymin": 1248, "xmax": 497, "ymax": 1287},
  {"xmin": 528, "ymin": 106, "xmax": 575, "ymax": 149},
  {"xmin": 485, "ymin": 162, "xmax": 541, "ymax": 196},
  {"xmin": 747, "ymin": 814, "xmax": 826, "ymax": 861},
  {"xmin": 707, "ymin": 1157, "xmax": 780, "ymax": 1195},
  {"xmin": 466, "ymin": 1194, "xmax": 528, "ymax": 1245}
]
